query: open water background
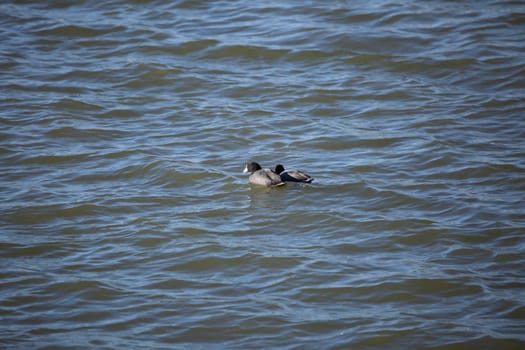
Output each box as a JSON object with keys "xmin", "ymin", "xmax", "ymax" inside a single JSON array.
[{"xmin": 1, "ymin": 0, "xmax": 525, "ymax": 349}]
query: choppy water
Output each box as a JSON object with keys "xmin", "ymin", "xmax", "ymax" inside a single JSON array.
[{"xmin": 1, "ymin": 0, "xmax": 525, "ymax": 349}]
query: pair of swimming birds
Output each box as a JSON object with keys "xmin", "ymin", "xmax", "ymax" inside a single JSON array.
[{"xmin": 243, "ymin": 162, "xmax": 313, "ymax": 187}]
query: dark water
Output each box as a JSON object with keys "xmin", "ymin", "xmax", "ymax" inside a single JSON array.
[{"xmin": 1, "ymin": 0, "xmax": 525, "ymax": 349}]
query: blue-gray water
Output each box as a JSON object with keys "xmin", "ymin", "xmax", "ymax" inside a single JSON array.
[{"xmin": 1, "ymin": 1, "xmax": 525, "ymax": 349}]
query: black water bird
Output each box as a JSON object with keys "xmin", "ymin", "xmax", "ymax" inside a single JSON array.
[
  {"xmin": 243, "ymin": 162, "xmax": 285, "ymax": 187},
  {"xmin": 275, "ymin": 164, "xmax": 313, "ymax": 183}
]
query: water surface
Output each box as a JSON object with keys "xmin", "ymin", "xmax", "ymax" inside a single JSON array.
[{"xmin": 1, "ymin": 1, "xmax": 525, "ymax": 349}]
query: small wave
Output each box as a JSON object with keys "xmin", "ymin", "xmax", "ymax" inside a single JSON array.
[
  {"xmin": 298, "ymin": 135, "xmax": 408, "ymax": 150},
  {"xmin": 46, "ymin": 98, "xmax": 104, "ymax": 112},
  {"xmin": 202, "ymin": 44, "xmax": 289, "ymax": 61},
  {"xmin": 35, "ymin": 24, "xmax": 127, "ymax": 38}
]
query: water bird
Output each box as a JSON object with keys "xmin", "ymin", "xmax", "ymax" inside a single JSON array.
[
  {"xmin": 275, "ymin": 164, "xmax": 314, "ymax": 183},
  {"xmin": 243, "ymin": 162, "xmax": 285, "ymax": 187}
]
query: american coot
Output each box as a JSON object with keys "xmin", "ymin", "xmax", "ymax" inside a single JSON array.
[
  {"xmin": 275, "ymin": 164, "xmax": 313, "ymax": 183},
  {"xmin": 243, "ymin": 162, "xmax": 285, "ymax": 187}
]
